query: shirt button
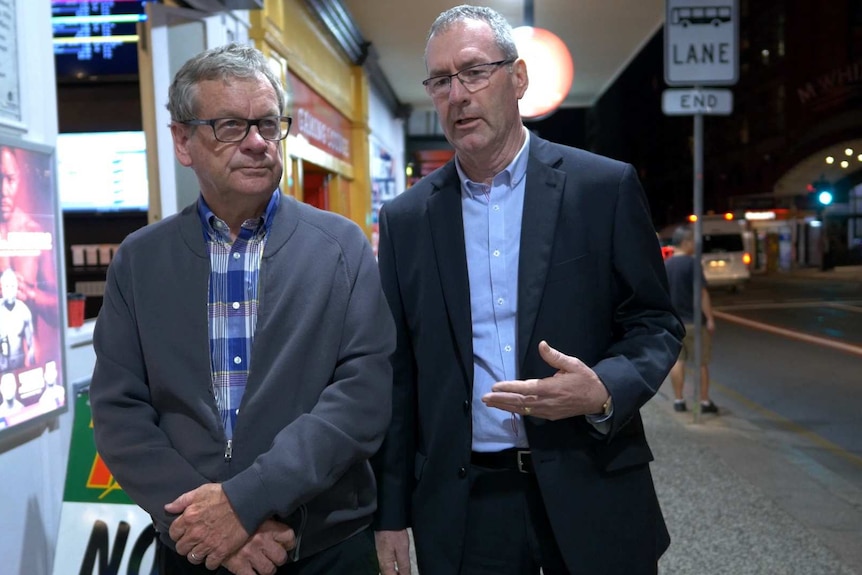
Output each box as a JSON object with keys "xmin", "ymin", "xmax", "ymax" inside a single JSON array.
[
  {"xmin": 232, "ymin": 302, "xmax": 240, "ymax": 310},
  {"xmin": 458, "ymin": 467, "xmax": 467, "ymax": 478},
  {"xmin": 504, "ymin": 345, "xmax": 512, "ymax": 352},
  {"xmin": 233, "ymin": 253, "xmax": 241, "ymax": 260},
  {"xmin": 493, "ymin": 250, "xmax": 500, "ymax": 257},
  {"xmin": 235, "ymin": 408, "xmax": 240, "ymax": 415},
  {"xmin": 233, "ymin": 356, "xmax": 242, "ymax": 365},
  {"xmin": 497, "ymin": 298, "xmax": 504, "ymax": 305},
  {"xmin": 463, "ymin": 400, "xmax": 470, "ymax": 414},
  {"xmin": 493, "ymin": 205, "xmax": 500, "ymax": 211}
]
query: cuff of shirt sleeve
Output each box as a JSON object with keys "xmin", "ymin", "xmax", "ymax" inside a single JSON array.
[{"xmin": 585, "ymin": 409, "xmax": 613, "ymax": 435}]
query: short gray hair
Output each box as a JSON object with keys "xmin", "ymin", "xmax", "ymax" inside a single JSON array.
[
  {"xmin": 167, "ymin": 42, "xmax": 285, "ymax": 122},
  {"xmin": 672, "ymin": 225, "xmax": 694, "ymax": 247},
  {"xmin": 425, "ymin": 5, "xmax": 519, "ymax": 64}
]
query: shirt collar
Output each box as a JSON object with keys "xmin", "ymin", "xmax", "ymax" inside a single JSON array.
[
  {"xmin": 197, "ymin": 190, "xmax": 280, "ymax": 240},
  {"xmin": 455, "ymin": 128, "xmax": 530, "ymax": 197}
]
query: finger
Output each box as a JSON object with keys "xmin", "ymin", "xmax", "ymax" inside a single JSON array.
[
  {"xmin": 205, "ymin": 554, "xmax": 222, "ymax": 571},
  {"xmin": 257, "ymin": 533, "xmax": 290, "ymax": 566},
  {"xmin": 488, "ymin": 380, "xmax": 538, "ymax": 394},
  {"xmin": 222, "ymin": 556, "xmax": 255, "ymax": 575},
  {"xmin": 274, "ymin": 527, "xmax": 297, "ymax": 550},
  {"xmin": 248, "ymin": 553, "xmax": 278, "ymax": 575},
  {"xmin": 188, "ymin": 550, "xmax": 205, "ymax": 565},
  {"xmin": 164, "ymin": 489, "xmax": 194, "ymax": 514},
  {"xmin": 263, "ymin": 542, "xmax": 289, "ymax": 567},
  {"xmin": 482, "ymin": 390, "xmax": 530, "ymax": 403},
  {"xmin": 168, "ymin": 521, "xmax": 184, "ymax": 543},
  {"xmin": 378, "ymin": 556, "xmax": 401, "ymax": 575},
  {"xmin": 375, "ymin": 542, "xmax": 398, "ymax": 575},
  {"xmin": 538, "ymin": 340, "xmax": 577, "ymax": 372},
  {"xmin": 395, "ymin": 548, "xmax": 413, "ymax": 575},
  {"xmin": 482, "ymin": 398, "xmax": 530, "ymax": 414}
]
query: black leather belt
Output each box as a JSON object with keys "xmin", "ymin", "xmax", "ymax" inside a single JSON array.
[{"xmin": 470, "ymin": 449, "xmax": 534, "ymax": 474}]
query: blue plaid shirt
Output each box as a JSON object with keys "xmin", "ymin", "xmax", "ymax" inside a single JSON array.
[{"xmin": 198, "ymin": 191, "xmax": 279, "ymax": 440}]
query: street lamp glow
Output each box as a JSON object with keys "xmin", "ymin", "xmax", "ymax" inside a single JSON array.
[
  {"xmin": 841, "ymin": 160, "xmax": 849, "ymax": 168},
  {"xmin": 513, "ymin": 26, "xmax": 574, "ymax": 119},
  {"xmin": 845, "ymin": 148, "xmax": 854, "ymax": 156},
  {"xmin": 826, "ymin": 156, "xmax": 834, "ymax": 164},
  {"xmin": 818, "ymin": 191, "xmax": 834, "ymax": 206}
]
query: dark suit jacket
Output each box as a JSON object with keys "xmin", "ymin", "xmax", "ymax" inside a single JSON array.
[{"xmin": 374, "ymin": 135, "xmax": 684, "ymax": 575}]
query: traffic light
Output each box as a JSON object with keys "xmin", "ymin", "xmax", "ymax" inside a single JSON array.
[{"xmin": 807, "ymin": 178, "xmax": 835, "ymax": 209}]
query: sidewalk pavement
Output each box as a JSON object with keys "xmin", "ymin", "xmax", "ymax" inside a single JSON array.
[{"xmin": 650, "ymin": 381, "xmax": 862, "ymax": 575}]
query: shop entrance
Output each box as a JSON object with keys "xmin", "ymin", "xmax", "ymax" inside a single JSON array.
[{"xmin": 302, "ymin": 162, "xmax": 332, "ymax": 211}]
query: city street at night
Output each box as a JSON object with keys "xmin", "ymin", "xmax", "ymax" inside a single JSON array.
[{"xmin": 651, "ymin": 267, "xmax": 862, "ymax": 574}]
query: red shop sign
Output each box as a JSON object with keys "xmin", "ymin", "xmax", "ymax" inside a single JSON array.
[{"xmin": 286, "ymin": 71, "xmax": 352, "ymax": 163}]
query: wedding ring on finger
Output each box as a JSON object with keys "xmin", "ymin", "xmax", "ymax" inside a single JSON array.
[
  {"xmin": 523, "ymin": 406, "xmax": 532, "ymax": 415},
  {"xmin": 190, "ymin": 552, "xmax": 199, "ymax": 562}
]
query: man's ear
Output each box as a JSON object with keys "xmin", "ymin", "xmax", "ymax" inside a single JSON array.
[
  {"xmin": 513, "ymin": 58, "xmax": 529, "ymax": 100},
  {"xmin": 171, "ymin": 123, "xmax": 194, "ymax": 168}
]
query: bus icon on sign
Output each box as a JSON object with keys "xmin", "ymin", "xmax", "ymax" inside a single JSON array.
[{"xmin": 671, "ymin": 6, "xmax": 732, "ymax": 26}]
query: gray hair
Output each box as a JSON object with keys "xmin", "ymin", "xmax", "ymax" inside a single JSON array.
[
  {"xmin": 425, "ymin": 5, "xmax": 519, "ymax": 64},
  {"xmin": 672, "ymin": 225, "xmax": 694, "ymax": 247},
  {"xmin": 167, "ymin": 42, "xmax": 286, "ymax": 122}
]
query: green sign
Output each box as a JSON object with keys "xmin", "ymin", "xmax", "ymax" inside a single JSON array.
[{"xmin": 63, "ymin": 389, "xmax": 136, "ymax": 505}]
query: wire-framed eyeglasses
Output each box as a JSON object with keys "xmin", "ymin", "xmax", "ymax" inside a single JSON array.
[
  {"xmin": 422, "ymin": 59, "xmax": 515, "ymax": 98},
  {"xmin": 180, "ymin": 116, "xmax": 292, "ymax": 143}
]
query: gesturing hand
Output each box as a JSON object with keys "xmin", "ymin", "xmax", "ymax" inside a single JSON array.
[{"xmin": 482, "ymin": 340, "xmax": 609, "ymax": 420}]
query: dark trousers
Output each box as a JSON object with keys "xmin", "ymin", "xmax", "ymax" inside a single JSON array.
[
  {"xmin": 459, "ymin": 464, "xmax": 569, "ymax": 575},
  {"xmin": 156, "ymin": 526, "xmax": 377, "ymax": 575}
]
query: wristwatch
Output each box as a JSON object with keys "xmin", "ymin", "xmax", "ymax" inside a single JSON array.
[{"xmin": 599, "ymin": 395, "xmax": 613, "ymax": 417}]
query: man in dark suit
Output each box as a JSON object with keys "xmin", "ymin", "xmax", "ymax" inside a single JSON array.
[{"xmin": 372, "ymin": 5, "xmax": 684, "ymax": 575}]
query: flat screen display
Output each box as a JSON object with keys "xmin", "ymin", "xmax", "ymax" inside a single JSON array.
[
  {"xmin": 57, "ymin": 131, "xmax": 149, "ymax": 213},
  {"xmin": 52, "ymin": 1, "xmax": 156, "ymax": 81},
  {"xmin": 0, "ymin": 137, "xmax": 67, "ymax": 438}
]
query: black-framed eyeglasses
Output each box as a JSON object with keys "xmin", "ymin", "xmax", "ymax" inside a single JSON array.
[
  {"xmin": 180, "ymin": 116, "xmax": 292, "ymax": 143},
  {"xmin": 422, "ymin": 59, "xmax": 515, "ymax": 98}
]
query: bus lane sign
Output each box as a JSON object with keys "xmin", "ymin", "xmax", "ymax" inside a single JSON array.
[{"xmin": 665, "ymin": 0, "xmax": 738, "ymax": 86}]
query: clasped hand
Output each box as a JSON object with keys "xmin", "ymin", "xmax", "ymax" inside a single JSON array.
[
  {"xmin": 166, "ymin": 483, "xmax": 296, "ymax": 575},
  {"xmin": 482, "ymin": 340, "xmax": 609, "ymax": 420}
]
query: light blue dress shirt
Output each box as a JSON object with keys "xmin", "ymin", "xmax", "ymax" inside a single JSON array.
[
  {"xmin": 458, "ymin": 131, "xmax": 611, "ymax": 451},
  {"xmin": 458, "ymin": 130, "xmax": 531, "ymax": 451}
]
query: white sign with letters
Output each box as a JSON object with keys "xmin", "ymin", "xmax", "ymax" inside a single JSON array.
[
  {"xmin": 664, "ymin": 0, "xmax": 738, "ymax": 86},
  {"xmin": 662, "ymin": 88, "xmax": 733, "ymax": 115}
]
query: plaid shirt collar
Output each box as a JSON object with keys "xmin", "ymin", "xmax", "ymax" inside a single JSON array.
[{"xmin": 196, "ymin": 190, "xmax": 280, "ymax": 242}]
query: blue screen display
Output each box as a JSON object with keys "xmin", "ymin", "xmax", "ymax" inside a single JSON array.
[{"xmin": 52, "ymin": 1, "xmax": 155, "ymax": 81}]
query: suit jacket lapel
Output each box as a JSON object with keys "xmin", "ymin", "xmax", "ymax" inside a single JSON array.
[
  {"xmin": 518, "ymin": 139, "xmax": 566, "ymax": 370},
  {"xmin": 427, "ymin": 167, "xmax": 473, "ymax": 387}
]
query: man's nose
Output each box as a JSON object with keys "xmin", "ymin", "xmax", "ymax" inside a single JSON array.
[
  {"xmin": 448, "ymin": 77, "xmax": 470, "ymax": 104},
  {"xmin": 242, "ymin": 125, "xmax": 269, "ymax": 148}
]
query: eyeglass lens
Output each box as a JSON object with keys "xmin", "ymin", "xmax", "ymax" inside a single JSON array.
[
  {"xmin": 425, "ymin": 61, "xmax": 507, "ymax": 97},
  {"xmin": 215, "ymin": 117, "xmax": 290, "ymax": 142}
]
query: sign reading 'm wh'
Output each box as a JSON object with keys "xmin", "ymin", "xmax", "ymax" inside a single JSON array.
[{"xmin": 52, "ymin": 391, "xmax": 156, "ymax": 575}]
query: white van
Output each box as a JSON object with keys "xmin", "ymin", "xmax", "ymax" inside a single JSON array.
[{"xmin": 700, "ymin": 215, "xmax": 752, "ymax": 290}]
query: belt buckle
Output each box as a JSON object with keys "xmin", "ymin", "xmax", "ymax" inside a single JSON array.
[{"xmin": 516, "ymin": 450, "xmax": 530, "ymax": 473}]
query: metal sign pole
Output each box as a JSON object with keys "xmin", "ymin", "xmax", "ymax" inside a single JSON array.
[
  {"xmin": 664, "ymin": 0, "xmax": 737, "ymax": 423},
  {"xmin": 692, "ymin": 103, "xmax": 704, "ymax": 424}
]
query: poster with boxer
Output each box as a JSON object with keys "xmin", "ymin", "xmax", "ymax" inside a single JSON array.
[{"xmin": 0, "ymin": 137, "xmax": 66, "ymax": 437}]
